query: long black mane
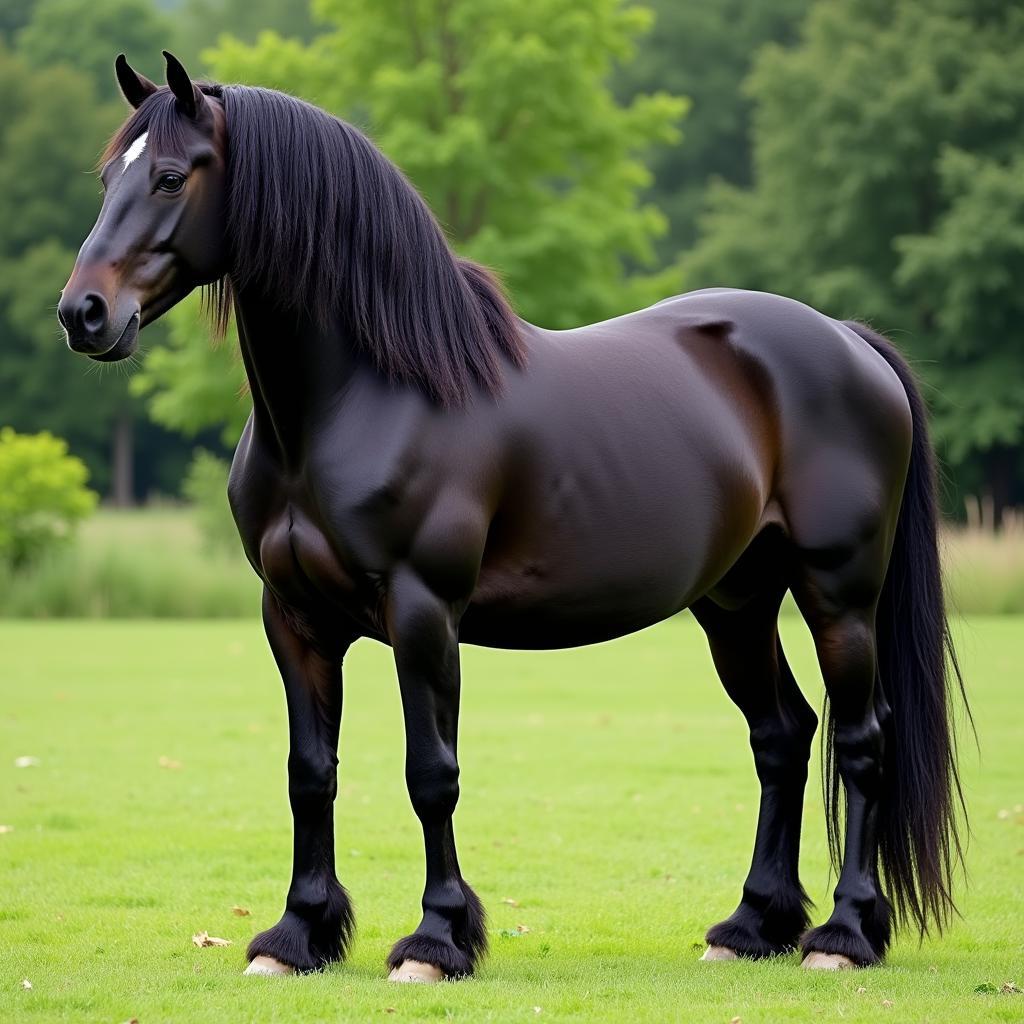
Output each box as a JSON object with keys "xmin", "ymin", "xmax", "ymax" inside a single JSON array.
[{"xmin": 104, "ymin": 85, "xmax": 526, "ymax": 405}]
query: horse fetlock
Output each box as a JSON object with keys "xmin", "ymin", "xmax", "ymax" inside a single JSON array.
[
  {"xmin": 386, "ymin": 933, "xmax": 476, "ymax": 980},
  {"xmin": 248, "ymin": 886, "xmax": 355, "ymax": 973},
  {"xmin": 800, "ymin": 918, "xmax": 885, "ymax": 967},
  {"xmin": 706, "ymin": 898, "xmax": 808, "ymax": 959}
]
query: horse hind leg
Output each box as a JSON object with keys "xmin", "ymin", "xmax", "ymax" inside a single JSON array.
[
  {"xmin": 692, "ymin": 568, "xmax": 818, "ymax": 961},
  {"xmin": 789, "ymin": 512, "xmax": 895, "ymax": 968}
]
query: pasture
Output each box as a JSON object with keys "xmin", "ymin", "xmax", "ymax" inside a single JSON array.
[{"xmin": 1, "ymin": 616, "xmax": 1021, "ymax": 1022}]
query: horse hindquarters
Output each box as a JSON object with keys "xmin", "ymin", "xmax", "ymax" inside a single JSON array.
[{"xmin": 789, "ymin": 324, "xmax": 965, "ymax": 966}]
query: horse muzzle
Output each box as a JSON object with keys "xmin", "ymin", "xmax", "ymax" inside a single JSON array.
[{"xmin": 59, "ymin": 291, "xmax": 141, "ymax": 361}]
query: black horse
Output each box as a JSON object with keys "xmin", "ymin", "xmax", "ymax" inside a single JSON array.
[{"xmin": 60, "ymin": 53, "xmax": 967, "ymax": 981}]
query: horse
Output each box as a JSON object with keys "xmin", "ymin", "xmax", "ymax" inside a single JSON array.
[{"xmin": 60, "ymin": 52, "xmax": 968, "ymax": 982}]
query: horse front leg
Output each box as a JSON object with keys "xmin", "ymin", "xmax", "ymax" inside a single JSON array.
[
  {"xmin": 245, "ymin": 589, "xmax": 356, "ymax": 975},
  {"xmin": 385, "ymin": 568, "xmax": 485, "ymax": 982}
]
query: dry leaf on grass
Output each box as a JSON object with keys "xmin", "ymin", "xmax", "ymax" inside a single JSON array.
[
  {"xmin": 20, "ymin": 979, "xmax": 32, "ymax": 990},
  {"xmin": 0, "ymin": 825, "xmax": 13, "ymax": 834},
  {"xmin": 881, "ymin": 999, "xmax": 893, "ymax": 1008},
  {"xmin": 501, "ymin": 897, "xmax": 520, "ymax": 907},
  {"xmin": 14, "ymin": 756, "xmax": 39, "ymax": 768},
  {"xmin": 192, "ymin": 931, "xmax": 232, "ymax": 948},
  {"xmin": 516, "ymin": 924, "xmax": 531, "ymax": 934},
  {"xmin": 159, "ymin": 756, "xmax": 183, "ymax": 770},
  {"xmin": 1002, "ymin": 981, "xmax": 1022, "ymax": 995},
  {"xmin": 730, "ymin": 1017, "xmax": 742, "ymax": 1024},
  {"xmin": 231, "ymin": 905, "xmax": 251, "ymax": 917}
]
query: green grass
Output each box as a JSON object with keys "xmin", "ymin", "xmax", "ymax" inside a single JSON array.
[{"xmin": 0, "ymin": 616, "xmax": 1021, "ymax": 1023}]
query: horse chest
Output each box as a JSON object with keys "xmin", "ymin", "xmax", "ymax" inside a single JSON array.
[{"xmin": 255, "ymin": 507, "xmax": 375, "ymax": 625}]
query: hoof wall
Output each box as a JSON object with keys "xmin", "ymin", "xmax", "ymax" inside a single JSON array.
[
  {"xmin": 701, "ymin": 945, "xmax": 739, "ymax": 961},
  {"xmin": 244, "ymin": 955, "xmax": 295, "ymax": 976},
  {"xmin": 388, "ymin": 959, "xmax": 444, "ymax": 983},
  {"xmin": 802, "ymin": 952, "xmax": 856, "ymax": 970}
]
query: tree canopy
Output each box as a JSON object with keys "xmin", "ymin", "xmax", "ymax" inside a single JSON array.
[
  {"xmin": 682, "ymin": 0, "xmax": 1024, "ymax": 520},
  {"xmin": 205, "ymin": 0, "xmax": 686, "ymax": 328}
]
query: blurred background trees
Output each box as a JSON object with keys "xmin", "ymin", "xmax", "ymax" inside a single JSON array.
[{"xmin": 1, "ymin": 0, "xmax": 1022, "ymax": 525}]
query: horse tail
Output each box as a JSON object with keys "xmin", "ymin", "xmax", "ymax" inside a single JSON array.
[{"xmin": 838, "ymin": 320, "xmax": 970, "ymax": 937}]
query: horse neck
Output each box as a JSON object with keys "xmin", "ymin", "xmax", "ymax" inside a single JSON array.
[{"xmin": 233, "ymin": 288, "xmax": 356, "ymax": 467}]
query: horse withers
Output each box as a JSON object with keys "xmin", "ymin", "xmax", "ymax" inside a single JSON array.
[{"xmin": 59, "ymin": 51, "xmax": 968, "ymax": 981}]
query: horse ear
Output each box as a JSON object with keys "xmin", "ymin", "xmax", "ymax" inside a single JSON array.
[
  {"xmin": 115, "ymin": 54, "xmax": 158, "ymax": 109},
  {"xmin": 162, "ymin": 50, "xmax": 204, "ymax": 119}
]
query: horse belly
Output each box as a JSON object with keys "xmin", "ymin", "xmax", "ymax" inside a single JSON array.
[{"xmin": 463, "ymin": 441, "xmax": 764, "ymax": 650}]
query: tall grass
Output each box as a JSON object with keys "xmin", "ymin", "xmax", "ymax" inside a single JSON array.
[
  {"xmin": 1, "ymin": 509, "xmax": 1022, "ymax": 618},
  {"xmin": 0, "ymin": 507, "xmax": 258, "ymax": 618},
  {"xmin": 944, "ymin": 523, "xmax": 1024, "ymax": 616}
]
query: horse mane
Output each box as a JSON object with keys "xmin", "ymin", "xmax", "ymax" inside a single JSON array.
[{"xmin": 102, "ymin": 85, "xmax": 526, "ymax": 406}]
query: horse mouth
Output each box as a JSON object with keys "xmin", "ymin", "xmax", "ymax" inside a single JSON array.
[{"xmin": 89, "ymin": 311, "xmax": 140, "ymax": 362}]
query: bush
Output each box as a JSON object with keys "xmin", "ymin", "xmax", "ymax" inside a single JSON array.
[
  {"xmin": 181, "ymin": 448, "xmax": 240, "ymax": 556},
  {"xmin": 0, "ymin": 427, "xmax": 97, "ymax": 568}
]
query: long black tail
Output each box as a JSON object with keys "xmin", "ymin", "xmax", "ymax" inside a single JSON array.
[{"xmin": 835, "ymin": 321, "xmax": 970, "ymax": 937}]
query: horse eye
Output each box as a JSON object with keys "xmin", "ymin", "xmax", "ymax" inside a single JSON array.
[{"xmin": 156, "ymin": 173, "xmax": 186, "ymax": 193}]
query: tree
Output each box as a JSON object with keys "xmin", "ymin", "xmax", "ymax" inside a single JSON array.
[
  {"xmin": 615, "ymin": 0, "xmax": 809, "ymax": 258},
  {"xmin": 682, "ymin": 0, "xmax": 1024, "ymax": 523},
  {"xmin": 16, "ymin": 0, "xmax": 169, "ymax": 104},
  {"xmin": 205, "ymin": 0, "xmax": 685, "ymax": 329},
  {"xmin": 131, "ymin": 295, "xmax": 250, "ymax": 445},
  {"xmin": 175, "ymin": 0, "xmax": 318, "ymax": 71}
]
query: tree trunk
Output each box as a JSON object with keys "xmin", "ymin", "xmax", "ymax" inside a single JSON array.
[
  {"xmin": 986, "ymin": 445, "xmax": 1012, "ymax": 533},
  {"xmin": 111, "ymin": 413, "xmax": 134, "ymax": 507}
]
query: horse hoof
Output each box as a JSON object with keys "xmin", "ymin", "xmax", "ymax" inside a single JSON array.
[
  {"xmin": 244, "ymin": 955, "xmax": 295, "ymax": 976},
  {"xmin": 700, "ymin": 945, "xmax": 739, "ymax": 961},
  {"xmin": 388, "ymin": 959, "xmax": 444, "ymax": 983},
  {"xmin": 801, "ymin": 952, "xmax": 856, "ymax": 970}
]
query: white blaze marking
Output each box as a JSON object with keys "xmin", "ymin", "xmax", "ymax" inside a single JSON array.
[{"xmin": 121, "ymin": 132, "xmax": 149, "ymax": 172}]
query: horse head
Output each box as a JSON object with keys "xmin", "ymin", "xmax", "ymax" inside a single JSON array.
[{"xmin": 58, "ymin": 52, "xmax": 227, "ymax": 361}]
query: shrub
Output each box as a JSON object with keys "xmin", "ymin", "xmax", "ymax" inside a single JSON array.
[
  {"xmin": 181, "ymin": 448, "xmax": 240, "ymax": 555},
  {"xmin": 0, "ymin": 427, "xmax": 97, "ymax": 569}
]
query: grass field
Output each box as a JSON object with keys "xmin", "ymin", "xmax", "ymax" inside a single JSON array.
[{"xmin": 1, "ymin": 616, "xmax": 1021, "ymax": 1023}]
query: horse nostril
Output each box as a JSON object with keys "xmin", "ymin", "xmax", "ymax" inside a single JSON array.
[{"xmin": 81, "ymin": 292, "xmax": 108, "ymax": 334}]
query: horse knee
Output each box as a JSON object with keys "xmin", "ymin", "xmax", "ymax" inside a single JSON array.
[
  {"xmin": 406, "ymin": 755, "xmax": 460, "ymax": 823},
  {"xmin": 288, "ymin": 749, "xmax": 338, "ymax": 811}
]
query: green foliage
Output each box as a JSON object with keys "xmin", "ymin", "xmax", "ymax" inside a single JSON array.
[
  {"xmin": 16, "ymin": 0, "xmax": 169, "ymax": 103},
  {"xmin": 683, "ymin": 0, "xmax": 1024, "ymax": 495},
  {"xmin": 131, "ymin": 295, "xmax": 251, "ymax": 445},
  {"xmin": 181, "ymin": 448, "xmax": 240, "ymax": 555},
  {"xmin": 175, "ymin": 0, "xmax": 317, "ymax": 70},
  {"xmin": 0, "ymin": 0, "xmax": 34, "ymax": 41},
  {"xmin": 616, "ymin": 0, "xmax": 809, "ymax": 255},
  {"xmin": 205, "ymin": 0, "xmax": 686, "ymax": 328},
  {"xmin": 0, "ymin": 427, "xmax": 97, "ymax": 568}
]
